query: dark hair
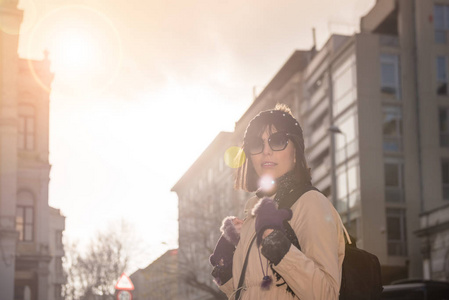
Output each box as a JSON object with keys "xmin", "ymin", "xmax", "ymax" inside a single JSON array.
[{"xmin": 234, "ymin": 104, "xmax": 311, "ymax": 192}]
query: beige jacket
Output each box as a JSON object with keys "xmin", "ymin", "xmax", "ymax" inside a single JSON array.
[{"xmin": 219, "ymin": 190, "xmax": 346, "ymax": 300}]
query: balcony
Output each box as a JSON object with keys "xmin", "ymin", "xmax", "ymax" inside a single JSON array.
[
  {"xmin": 17, "ymin": 242, "xmax": 50, "ymax": 257},
  {"xmin": 307, "ymin": 136, "xmax": 330, "ymax": 163},
  {"xmin": 312, "ymin": 156, "xmax": 331, "ymax": 183},
  {"xmin": 307, "ymin": 119, "xmax": 330, "ymax": 148},
  {"xmin": 305, "ymin": 99, "xmax": 328, "ymax": 128}
]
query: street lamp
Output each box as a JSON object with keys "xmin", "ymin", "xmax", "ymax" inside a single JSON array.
[{"xmin": 328, "ymin": 125, "xmax": 351, "ymax": 229}]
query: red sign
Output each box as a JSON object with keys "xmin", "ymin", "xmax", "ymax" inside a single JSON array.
[{"xmin": 115, "ymin": 273, "xmax": 134, "ymax": 291}]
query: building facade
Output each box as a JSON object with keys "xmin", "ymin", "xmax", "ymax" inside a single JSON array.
[
  {"xmin": 172, "ymin": 1, "xmax": 449, "ymax": 295},
  {"xmin": 357, "ymin": 0, "xmax": 449, "ymax": 282},
  {"xmin": 130, "ymin": 249, "xmax": 178, "ymax": 300},
  {"xmin": 0, "ymin": 1, "xmax": 65, "ymax": 300},
  {"xmin": 48, "ymin": 208, "xmax": 65, "ymax": 300},
  {"xmin": 409, "ymin": 0, "xmax": 449, "ymax": 280},
  {"xmin": 172, "ymin": 132, "xmax": 247, "ymax": 300}
]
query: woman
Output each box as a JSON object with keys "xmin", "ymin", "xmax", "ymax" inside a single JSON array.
[{"xmin": 209, "ymin": 104, "xmax": 347, "ymax": 299}]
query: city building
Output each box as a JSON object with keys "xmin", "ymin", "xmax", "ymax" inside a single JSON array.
[
  {"xmin": 0, "ymin": 1, "xmax": 65, "ymax": 300},
  {"xmin": 416, "ymin": 204, "xmax": 449, "ymax": 281},
  {"xmin": 171, "ymin": 132, "xmax": 246, "ymax": 300},
  {"xmin": 130, "ymin": 249, "xmax": 178, "ymax": 300},
  {"xmin": 357, "ymin": 0, "xmax": 449, "ymax": 282},
  {"xmin": 409, "ymin": 0, "xmax": 449, "ymax": 282},
  {"xmin": 172, "ymin": 1, "xmax": 449, "ymax": 296},
  {"xmin": 48, "ymin": 208, "xmax": 65, "ymax": 300}
]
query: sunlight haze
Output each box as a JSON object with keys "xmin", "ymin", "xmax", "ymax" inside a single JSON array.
[{"xmin": 17, "ymin": 0, "xmax": 375, "ymax": 270}]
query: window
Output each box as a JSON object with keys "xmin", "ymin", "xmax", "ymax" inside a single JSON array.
[
  {"xmin": 337, "ymin": 165, "xmax": 358, "ymax": 201},
  {"xmin": 55, "ymin": 257, "xmax": 63, "ymax": 275},
  {"xmin": 16, "ymin": 206, "xmax": 34, "ymax": 241},
  {"xmin": 207, "ymin": 168, "xmax": 213, "ymax": 184},
  {"xmin": 54, "ymin": 285, "xmax": 62, "ymax": 300},
  {"xmin": 383, "ymin": 106, "xmax": 402, "ymax": 152},
  {"xmin": 55, "ymin": 230, "xmax": 63, "ymax": 250},
  {"xmin": 207, "ymin": 195, "xmax": 213, "ymax": 214},
  {"xmin": 308, "ymin": 74, "xmax": 324, "ymax": 97},
  {"xmin": 380, "ymin": 54, "xmax": 401, "ymax": 100},
  {"xmin": 336, "ymin": 163, "xmax": 359, "ymax": 213},
  {"xmin": 334, "ymin": 113, "xmax": 357, "ymax": 151},
  {"xmin": 440, "ymin": 108, "xmax": 449, "ymax": 147},
  {"xmin": 16, "ymin": 191, "xmax": 34, "ymax": 241},
  {"xmin": 18, "ymin": 105, "xmax": 35, "ymax": 151},
  {"xmin": 437, "ymin": 56, "xmax": 448, "ymax": 95},
  {"xmin": 441, "ymin": 160, "xmax": 449, "ymax": 200},
  {"xmin": 434, "ymin": 5, "xmax": 449, "ymax": 43},
  {"xmin": 386, "ymin": 208, "xmax": 407, "ymax": 256},
  {"xmin": 332, "ymin": 55, "xmax": 356, "ymax": 117},
  {"xmin": 384, "ymin": 162, "xmax": 404, "ymax": 203},
  {"xmin": 334, "ymin": 112, "xmax": 358, "ymax": 166},
  {"xmin": 218, "ymin": 157, "xmax": 224, "ymax": 172}
]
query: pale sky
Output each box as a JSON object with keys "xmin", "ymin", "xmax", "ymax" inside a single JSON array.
[{"xmin": 16, "ymin": 0, "xmax": 375, "ymax": 270}]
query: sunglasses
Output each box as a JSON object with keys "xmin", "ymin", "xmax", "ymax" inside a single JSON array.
[{"xmin": 245, "ymin": 132, "xmax": 296, "ymax": 155}]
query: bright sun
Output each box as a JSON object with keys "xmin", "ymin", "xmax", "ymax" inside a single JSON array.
[
  {"xmin": 51, "ymin": 26, "xmax": 98, "ymax": 72},
  {"xmin": 26, "ymin": 5, "xmax": 122, "ymax": 98}
]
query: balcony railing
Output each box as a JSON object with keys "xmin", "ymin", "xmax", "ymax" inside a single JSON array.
[
  {"xmin": 308, "ymin": 121, "xmax": 329, "ymax": 148},
  {"xmin": 312, "ymin": 157, "xmax": 331, "ymax": 183}
]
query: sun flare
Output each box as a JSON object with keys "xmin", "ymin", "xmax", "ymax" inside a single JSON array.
[
  {"xmin": 51, "ymin": 26, "xmax": 98, "ymax": 72},
  {"xmin": 26, "ymin": 5, "xmax": 122, "ymax": 98}
]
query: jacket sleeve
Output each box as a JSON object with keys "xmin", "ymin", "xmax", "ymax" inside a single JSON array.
[
  {"xmin": 218, "ymin": 278, "xmax": 234, "ymax": 297},
  {"xmin": 270, "ymin": 191, "xmax": 343, "ymax": 300}
]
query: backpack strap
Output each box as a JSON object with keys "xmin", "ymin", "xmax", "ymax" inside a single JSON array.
[
  {"xmin": 343, "ymin": 226, "xmax": 352, "ymax": 245},
  {"xmin": 339, "ymin": 218, "xmax": 353, "ymax": 246}
]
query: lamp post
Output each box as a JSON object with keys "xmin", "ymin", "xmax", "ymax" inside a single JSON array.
[{"xmin": 328, "ymin": 125, "xmax": 350, "ymax": 229}]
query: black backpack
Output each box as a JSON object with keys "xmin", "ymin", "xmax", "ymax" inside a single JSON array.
[
  {"xmin": 339, "ymin": 234, "xmax": 383, "ymax": 300},
  {"xmin": 281, "ymin": 185, "xmax": 383, "ymax": 300}
]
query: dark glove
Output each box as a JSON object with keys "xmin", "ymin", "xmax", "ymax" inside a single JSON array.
[
  {"xmin": 209, "ymin": 216, "xmax": 240, "ymax": 267},
  {"xmin": 261, "ymin": 229, "xmax": 292, "ymax": 265},
  {"xmin": 209, "ymin": 216, "xmax": 241, "ymax": 285},
  {"xmin": 252, "ymin": 198, "xmax": 292, "ymax": 246},
  {"xmin": 209, "ymin": 235, "xmax": 235, "ymax": 267}
]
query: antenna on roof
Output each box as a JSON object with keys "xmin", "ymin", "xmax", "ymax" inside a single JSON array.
[{"xmin": 312, "ymin": 27, "xmax": 317, "ymax": 50}]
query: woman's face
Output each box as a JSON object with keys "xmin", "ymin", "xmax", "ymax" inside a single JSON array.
[{"xmin": 250, "ymin": 126, "xmax": 296, "ymax": 183}]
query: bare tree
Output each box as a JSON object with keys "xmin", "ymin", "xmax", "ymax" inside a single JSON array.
[
  {"xmin": 177, "ymin": 248, "xmax": 227, "ymax": 300},
  {"xmin": 175, "ymin": 187, "xmax": 242, "ymax": 300},
  {"xmin": 63, "ymin": 220, "xmax": 149, "ymax": 300}
]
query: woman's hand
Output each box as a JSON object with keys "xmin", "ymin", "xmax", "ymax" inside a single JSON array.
[
  {"xmin": 232, "ymin": 217, "xmax": 243, "ymax": 234},
  {"xmin": 209, "ymin": 216, "xmax": 243, "ymax": 267},
  {"xmin": 209, "ymin": 216, "xmax": 243, "ymax": 286},
  {"xmin": 263, "ymin": 229, "xmax": 274, "ymax": 239},
  {"xmin": 252, "ymin": 198, "xmax": 292, "ymax": 246}
]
